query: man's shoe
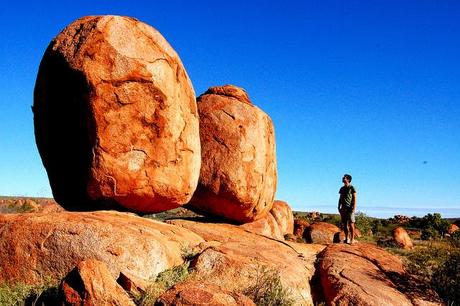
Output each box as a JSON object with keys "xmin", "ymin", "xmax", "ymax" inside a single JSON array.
[{"xmin": 344, "ymin": 238, "xmax": 350, "ymax": 244}]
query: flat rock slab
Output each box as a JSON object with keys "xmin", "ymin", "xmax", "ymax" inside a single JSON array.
[
  {"xmin": 0, "ymin": 211, "xmax": 204, "ymax": 284},
  {"xmin": 318, "ymin": 243, "xmax": 442, "ymax": 306},
  {"xmin": 168, "ymin": 219, "xmax": 324, "ymax": 305}
]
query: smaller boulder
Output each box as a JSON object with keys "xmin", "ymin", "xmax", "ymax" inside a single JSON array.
[
  {"xmin": 157, "ymin": 281, "xmax": 255, "ymax": 306},
  {"xmin": 61, "ymin": 259, "xmax": 135, "ymax": 306},
  {"xmin": 448, "ymin": 223, "xmax": 459, "ymax": 235},
  {"xmin": 240, "ymin": 200, "xmax": 294, "ymax": 240},
  {"xmin": 305, "ymin": 222, "xmax": 342, "ymax": 244},
  {"xmin": 294, "ymin": 218, "xmax": 310, "ymax": 238},
  {"xmin": 392, "ymin": 227, "xmax": 414, "ymax": 249}
]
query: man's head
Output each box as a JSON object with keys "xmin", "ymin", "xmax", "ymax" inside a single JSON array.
[{"xmin": 342, "ymin": 174, "xmax": 352, "ymax": 185}]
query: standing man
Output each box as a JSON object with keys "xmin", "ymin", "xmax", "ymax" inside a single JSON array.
[{"xmin": 338, "ymin": 174, "xmax": 357, "ymax": 244}]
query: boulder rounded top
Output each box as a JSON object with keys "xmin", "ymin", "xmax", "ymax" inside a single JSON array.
[
  {"xmin": 201, "ymin": 85, "xmax": 252, "ymax": 105},
  {"xmin": 34, "ymin": 15, "xmax": 200, "ymax": 213}
]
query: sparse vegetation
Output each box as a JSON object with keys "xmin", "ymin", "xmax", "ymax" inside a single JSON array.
[
  {"xmin": 134, "ymin": 261, "xmax": 191, "ymax": 305},
  {"xmin": 0, "ymin": 278, "xmax": 59, "ymax": 306},
  {"xmin": 243, "ymin": 265, "xmax": 294, "ymax": 306}
]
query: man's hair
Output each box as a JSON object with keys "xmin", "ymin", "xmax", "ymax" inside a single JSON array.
[{"xmin": 344, "ymin": 174, "xmax": 352, "ymax": 182}]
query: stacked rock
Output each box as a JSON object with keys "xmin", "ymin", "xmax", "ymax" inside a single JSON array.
[{"xmin": 34, "ymin": 15, "xmax": 285, "ymax": 227}]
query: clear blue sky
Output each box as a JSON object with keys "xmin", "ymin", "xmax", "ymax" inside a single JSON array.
[{"xmin": 1, "ymin": 1, "xmax": 459, "ymax": 217}]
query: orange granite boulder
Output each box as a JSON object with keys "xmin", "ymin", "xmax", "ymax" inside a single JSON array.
[
  {"xmin": 392, "ymin": 227, "xmax": 414, "ymax": 249},
  {"xmin": 33, "ymin": 15, "xmax": 200, "ymax": 213},
  {"xmin": 189, "ymin": 85, "xmax": 277, "ymax": 223}
]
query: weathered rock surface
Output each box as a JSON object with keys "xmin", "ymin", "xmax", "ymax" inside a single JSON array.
[
  {"xmin": 61, "ymin": 259, "xmax": 135, "ymax": 306},
  {"xmin": 188, "ymin": 85, "xmax": 277, "ymax": 223},
  {"xmin": 294, "ymin": 218, "xmax": 310, "ymax": 238},
  {"xmin": 392, "ymin": 227, "xmax": 414, "ymax": 249},
  {"xmin": 157, "ymin": 281, "xmax": 255, "ymax": 306},
  {"xmin": 33, "ymin": 15, "xmax": 200, "ymax": 213},
  {"xmin": 318, "ymin": 243, "xmax": 442, "ymax": 306},
  {"xmin": 305, "ymin": 222, "xmax": 342, "ymax": 244},
  {"xmin": 240, "ymin": 200, "xmax": 294, "ymax": 240},
  {"xmin": 0, "ymin": 211, "xmax": 204, "ymax": 284},
  {"xmin": 168, "ymin": 219, "xmax": 322, "ymax": 305}
]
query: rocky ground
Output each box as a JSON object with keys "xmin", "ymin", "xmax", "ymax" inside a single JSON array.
[{"xmin": 0, "ymin": 198, "xmax": 444, "ymax": 305}]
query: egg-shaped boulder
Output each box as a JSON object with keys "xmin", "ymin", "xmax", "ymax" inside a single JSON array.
[
  {"xmin": 188, "ymin": 85, "xmax": 277, "ymax": 223},
  {"xmin": 33, "ymin": 15, "xmax": 200, "ymax": 212}
]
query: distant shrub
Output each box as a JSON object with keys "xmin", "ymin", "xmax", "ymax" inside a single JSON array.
[
  {"xmin": 322, "ymin": 214, "xmax": 341, "ymax": 228},
  {"xmin": 243, "ymin": 265, "xmax": 294, "ymax": 306},
  {"xmin": 431, "ymin": 250, "xmax": 460, "ymax": 304},
  {"xmin": 354, "ymin": 212, "xmax": 372, "ymax": 236},
  {"xmin": 449, "ymin": 231, "xmax": 460, "ymax": 248},
  {"xmin": 410, "ymin": 213, "xmax": 450, "ymax": 240},
  {"xmin": 399, "ymin": 243, "xmax": 459, "ymax": 304}
]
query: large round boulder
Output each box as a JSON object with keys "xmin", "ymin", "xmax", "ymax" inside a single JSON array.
[
  {"xmin": 33, "ymin": 15, "xmax": 200, "ymax": 213},
  {"xmin": 188, "ymin": 85, "xmax": 277, "ymax": 223}
]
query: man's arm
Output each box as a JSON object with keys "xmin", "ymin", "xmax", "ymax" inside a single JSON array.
[{"xmin": 352, "ymin": 192, "xmax": 357, "ymax": 212}]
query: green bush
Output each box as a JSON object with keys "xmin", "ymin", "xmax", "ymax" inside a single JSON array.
[
  {"xmin": 322, "ymin": 214, "xmax": 341, "ymax": 227},
  {"xmin": 431, "ymin": 250, "xmax": 460, "ymax": 304},
  {"xmin": 354, "ymin": 212, "xmax": 372, "ymax": 236},
  {"xmin": 0, "ymin": 278, "xmax": 59, "ymax": 306},
  {"xmin": 400, "ymin": 244, "xmax": 459, "ymax": 304},
  {"xmin": 134, "ymin": 261, "xmax": 191, "ymax": 306},
  {"xmin": 450, "ymin": 231, "xmax": 460, "ymax": 248},
  {"xmin": 243, "ymin": 265, "xmax": 294, "ymax": 306}
]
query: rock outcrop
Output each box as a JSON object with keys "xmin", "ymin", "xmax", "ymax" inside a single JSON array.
[
  {"xmin": 240, "ymin": 200, "xmax": 294, "ymax": 240},
  {"xmin": 61, "ymin": 259, "xmax": 135, "ymax": 306},
  {"xmin": 294, "ymin": 218, "xmax": 310, "ymax": 238},
  {"xmin": 305, "ymin": 222, "xmax": 342, "ymax": 244},
  {"xmin": 157, "ymin": 281, "xmax": 255, "ymax": 306},
  {"xmin": 188, "ymin": 85, "xmax": 277, "ymax": 223},
  {"xmin": 318, "ymin": 243, "xmax": 442, "ymax": 306},
  {"xmin": 0, "ymin": 211, "xmax": 204, "ymax": 284},
  {"xmin": 168, "ymin": 219, "xmax": 323, "ymax": 305},
  {"xmin": 448, "ymin": 223, "xmax": 459, "ymax": 235},
  {"xmin": 33, "ymin": 15, "xmax": 200, "ymax": 213},
  {"xmin": 392, "ymin": 227, "xmax": 414, "ymax": 249}
]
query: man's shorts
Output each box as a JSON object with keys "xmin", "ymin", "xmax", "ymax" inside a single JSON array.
[{"xmin": 340, "ymin": 208, "xmax": 355, "ymax": 223}]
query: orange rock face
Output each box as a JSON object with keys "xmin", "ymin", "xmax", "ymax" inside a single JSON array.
[
  {"xmin": 319, "ymin": 243, "xmax": 442, "ymax": 306},
  {"xmin": 157, "ymin": 281, "xmax": 255, "ymax": 306},
  {"xmin": 392, "ymin": 227, "xmax": 414, "ymax": 249},
  {"xmin": 294, "ymin": 218, "xmax": 310, "ymax": 238},
  {"xmin": 240, "ymin": 200, "xmax": 294, "ymax": 240},
  {"xmin": 448, "ymin": 223, "xmax": 459, "ymax": 235},
  {"xmin": 33, "ymin": 15, "xmax": 200, "ymax": 213},
  {"xmin": 189, "ymin": 85, "xmax": 277, "ymax": 223},
  {"xmin": 61, "ymin": 259, "xmax": 135, "ymax": 306},
  {"xmin": 168, "ymin": 219, "xmax": 323, "ymax": 304},
  {"xmin": 305, "ymin": 222, "xmax": 342, "ymax": 244},
  {"xmin": 0, "ymin": 211, "xmax": 203, "ymax": 284}
]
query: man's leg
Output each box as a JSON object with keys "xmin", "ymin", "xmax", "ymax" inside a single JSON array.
[
  {"xmin": 340, "ymin": 210, "xmax": 348, "ymax": 243},
  {"xmin": 349, "ymin": 222, "xmax": 355, "ymax": 243}
]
